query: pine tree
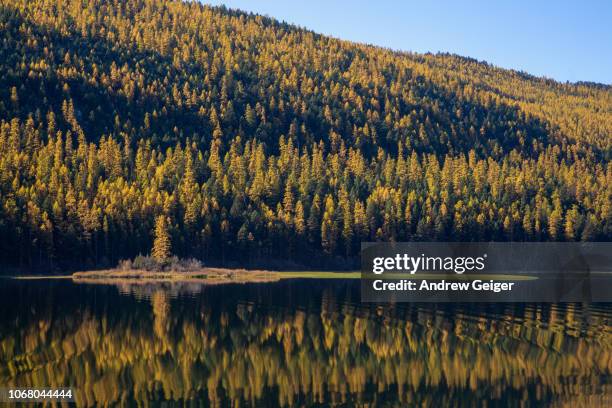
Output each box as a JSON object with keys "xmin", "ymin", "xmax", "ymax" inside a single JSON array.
[
  {"xmin": 564, "ymin": 205, "xmax": 579, "ymax": 241},
  {"xmin": 548, "ymin": 209, "xmax": 562, "ymax": 241},
  {"xmin": 152, "ymin": 215, "xmax": 171, "ymax": 263}
]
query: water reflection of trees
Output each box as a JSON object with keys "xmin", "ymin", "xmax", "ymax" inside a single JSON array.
[{"xmin": 0, "ymin": 289, "xmax": 610, "ymax": 406}]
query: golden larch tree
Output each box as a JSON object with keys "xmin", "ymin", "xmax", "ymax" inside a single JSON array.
[{"xmin": 152, "ymin": 215, "xmax": 171, "ymax": 263}]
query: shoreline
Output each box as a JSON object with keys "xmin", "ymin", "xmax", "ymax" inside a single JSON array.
[
  {"xmin": 73, "ymin": 268, "xmax": 282, "ymax": 285},
  {"xmin": 10, "ymin": 268, "xmax": 360, "ymax": 284},
  {"xmin": 8, "ymin": 270, "xmax": 536, "ymax": 283}
]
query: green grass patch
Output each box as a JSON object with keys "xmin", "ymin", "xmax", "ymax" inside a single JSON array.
[{"xmin": 276, "ymin": 272, "xmax": 536, "ymax": 281}]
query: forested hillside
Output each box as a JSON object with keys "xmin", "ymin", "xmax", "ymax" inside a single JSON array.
[{"xmin": 0, "ymin": 0, "xmax": 610, "ymax": 270}]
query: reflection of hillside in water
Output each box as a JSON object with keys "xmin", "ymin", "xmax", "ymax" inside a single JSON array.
[{"xmin": 0, "ymin": 280, "xmax": 610, "ymax": 406}]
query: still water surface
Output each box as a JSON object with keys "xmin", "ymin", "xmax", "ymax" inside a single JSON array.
[{"xmin": 0, "ymin": 278, "xmax": 610, "ymax": 406}]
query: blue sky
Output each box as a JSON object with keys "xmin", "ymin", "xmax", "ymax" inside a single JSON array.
[{"xmin": 203, "ymin": 0, "xmax": 612, "ymax": 84}]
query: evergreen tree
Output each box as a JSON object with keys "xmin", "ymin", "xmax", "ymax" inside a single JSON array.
[{"xmin": 152, "ymin": 216, "xmax": 171, "ymax": 263}]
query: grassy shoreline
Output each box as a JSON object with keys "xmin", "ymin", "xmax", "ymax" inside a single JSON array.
[
  {"xmin": 10, "ymin": 269, "xmax": 536, "ymax": 283},
  {"xmin": 69, "ymin": 268, "xmax": 360, "ymax": 284}
]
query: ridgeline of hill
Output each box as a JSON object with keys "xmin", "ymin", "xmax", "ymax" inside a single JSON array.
[{"xmin": 0, "ymin": 0, "xmax": 610, "ymax": 271}]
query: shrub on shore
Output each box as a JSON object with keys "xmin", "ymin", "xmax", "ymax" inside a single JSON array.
[{"xmin": 118, "ymin": 256, "xmax": 202, "ymax": 272}]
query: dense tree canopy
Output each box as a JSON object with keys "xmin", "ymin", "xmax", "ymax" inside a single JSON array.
[{"xmin": 0, "ymin": 0, "xmax": 610, "ymax": 270}]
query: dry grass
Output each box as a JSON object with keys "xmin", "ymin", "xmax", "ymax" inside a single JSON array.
[{"xmin": 72, "ymin": 268, "xmax": 282, "ymax": 284}]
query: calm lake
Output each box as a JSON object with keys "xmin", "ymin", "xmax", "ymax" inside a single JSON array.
[{"xmin": 1, "ymin": 278, "xmax": 610, "ymax": 406}]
